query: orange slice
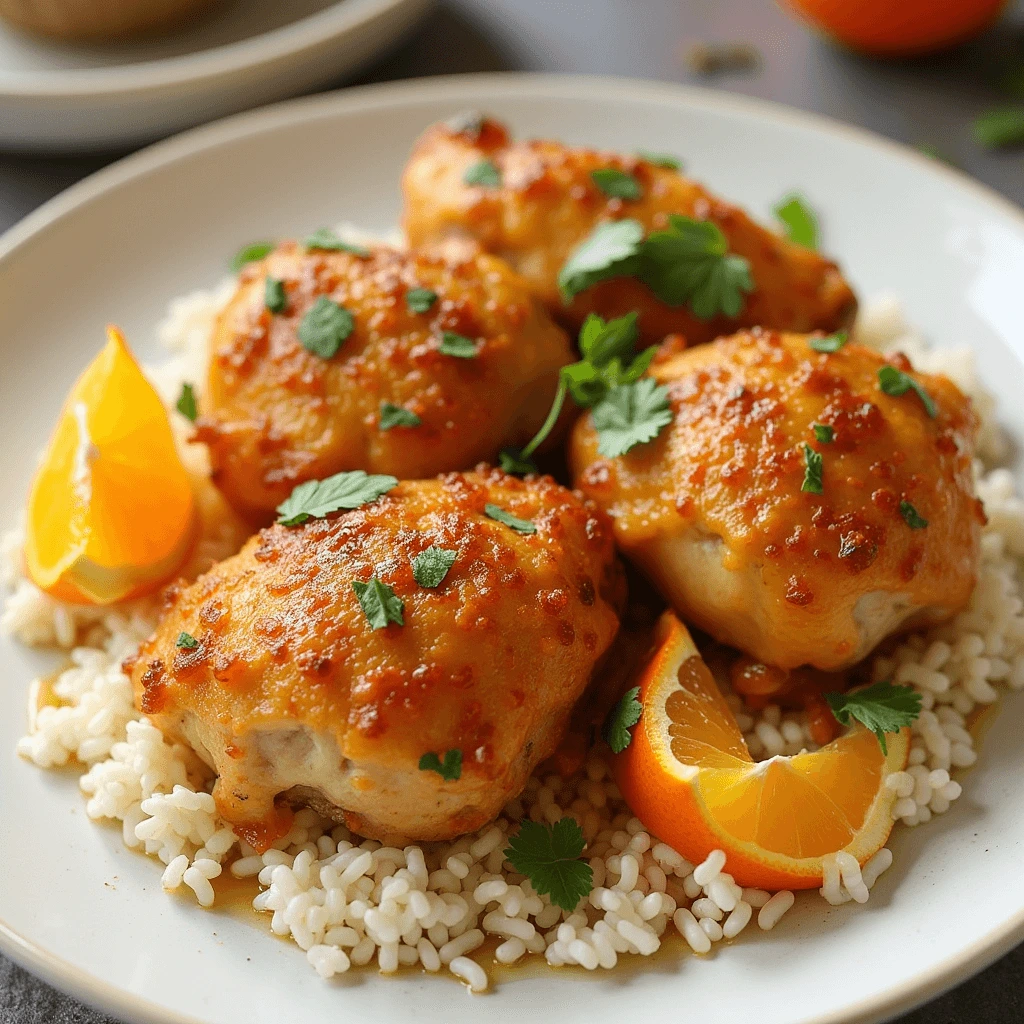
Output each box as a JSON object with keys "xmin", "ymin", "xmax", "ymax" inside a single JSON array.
[
  {"xmin": 24, "ymin": 326, "xmax": 197, "ymax": 605},
  {"xmin": 612, "ymin": 610, "xmax": 908, "ymax": 890}
]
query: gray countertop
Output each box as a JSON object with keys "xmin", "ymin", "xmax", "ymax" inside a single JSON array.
[{"xmin": 2, "ymin": 1, "xmax": 1023, "ymax": 1021}]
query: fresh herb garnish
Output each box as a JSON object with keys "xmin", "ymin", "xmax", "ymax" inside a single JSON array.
[
  {"xmin": 439, "ymin": 332, "xmax": 477, "ymax": 358},
  {"xmin": 824, "ymin": 682, "xmax": 923, "ymax": 755},
  {"xmin": 463, "ymin": 159, "xmax": 502, "ymax": 188},
  {"xmin": 773, "ymin": 193, "xmax": 819, "ymax": 249},
  {"xmin": 379, "ymin": 402, "xmax": 421, "ymax": 430},
  {"xmin": 298, "ymin": 297, "xmax": 354, "ymax": 358},
  {"xmin": 484, "ymin": 503, "xmax": 536, "ymax": 534},
  {"xmin": 176, "ymin": 383, "xmax": 198, "ymax": 422},
  {"xmin": 591, "ymin": 378, "xmax": 673, "ymax": 458},
  {"xmin": 176, "ymin": 632, "xmax": 199, "ymax": 649},
  {"xmin": 230, "ymin": 241, "xmax": 274, "ymax": 272},
  {"xmin": 265, "ymin": 277, "xmax": 287, "ymax": 313},
  {"xmin": 809, "ymin": 331, "xmax": 848, "ymax": 353},
  {"xmin": 353, "ymin": 578, "xmax": 404, "ymax": 630},
  {"xmin": 637, "ymin": 150, "xmax": 682, "ymax": 170},
  {"xmin": 813, "ymin": 423, "xmax": 835, "ymax": 444},
  {"xmin": 603, "ymin": 686, "xmax": 643, "ymax": 754},
  {"xmin": 499, "ymin": 448, "xmax": 538, "ymax": 475},
  {"xmin": 412, "ymin": 546, "xmax": 457, "ymax": 588},
  {"xmin": 419, "ymin": 749, "xmax": 462, "ymax": 781},
  {"xmin": 304, "ymin": 228, "xmax": 370, "ymax": 257},
  {"xmin": 801, "ymin": 443, "xmax": 824, "ymax": 494},
  {"xmin": 504, "ymin": 818, "xmax": 593, "ymax": 912},
  {"xmin": 276, "ymin": 470, "xmax": 397, "ymax": 525},
  {"xmin": 899, "ymin": 500, "xmax": 929, "ymax": 529},
  {"xmin": 558, "ymin": 219, "xmax": 646, "ymax": 302},
  {"xmin": 406, "ymin": 287, "xmax": 438, "ymax": 314},
  {"xmin": 973, "ymin": 108, "xmax": 1024, "ymax": 149},
  {"xmin": 591, "ymin": 167, "xmax": 643, "ymax": 202},
  {"xmin": 877, "ymin": 365, "xmax": 937, "ymax": 418}
]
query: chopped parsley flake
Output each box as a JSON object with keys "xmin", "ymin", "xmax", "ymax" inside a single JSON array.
[
  {"xmin": 439, "ymin": 332, "xmax": 477, "ymax": 358},
  {"xmin": 264, "ymin": 277, "xmax": 287, "ymax": 313},
  {"xmin": 298, "ymin": 297, "xmax": 354, "ymax": 359},
  {"xmin": 406, "ymin": 287, "xmax": 438, "ymax": 314},
  {"xmin": 379, "ymin": 402, "xmax": 421, "ymax": 430},
  {"xmin": 504, "ymin": 818, "xmax": 593, "ymax": 912},
  {"xmin": 809, "ymin": 331, "xmax": 848, "ymax": 353},
  {"xmin": 176, "ymin": 383, "xmax": 198, "ymax": 422},
  {"xmin": 773, "ymin": 193, "xmax": 819, "ymax": 249},
  {"xmin": 419, "ymin": 749, "xmax": 462, "ymax": 781},
  {"xmin": 813, "ymin": 423, "xmax": 835, "ymax": 444},
  {"xmin": 463, "ymin": 159, "xmax": 502, "ymax": 188},
  {"xmin": 637, "ymin": 150, "xmax": 682, "ymax": 170},
  {"xmin": 801, "ymin": 443, "xmax": 824, "ymax": 494},
  {"xmin": 352, "ymin": 578, "xmax": 404, "ymax": 630},
  {"xmin": 825, "ymin": 682, "xmax": 922, "ymax": 754},
  {"xmin": 303, "ymin": 228, "xmax": 370, "ymax": 257},
  {"xmin": 603, "ymin": 686, "xmax": 643, "ymax": 754},
  {"xmin": 412, "ymin": 546, "xmax": 457, "ymax": 588},
  {"xmin": 591, "ymin": 167, "xmax": 643, "ymax": 201},
  {"xmin": 899, "ymin": 500, "xmax": 929, "ymax": 529},
  {"xmin": 276, "ymin": 471, "xmax": 397, "ymax": 526},
  {"xmin": 230, "ymin": 241, "xmax": 274, "ymax": 272},
  {"xmin": 484, "ymin": 503, "xmax": 536, "ymax": 534},
  {"xmin": 176, "ymin": 632, "xmax": 199, "ymax": 649},
  {"xmin": 877, "ymin": 365, "xmax": 937, "ymax": 418}
]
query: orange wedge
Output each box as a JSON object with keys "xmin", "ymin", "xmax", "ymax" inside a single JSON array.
[
  {"xmin": 612, "ymin": 611, "xmax": 908, "ymax": 890},
  {"xmin": 24, "ymin": 326, "xmax": 197, "ymax": 605}
]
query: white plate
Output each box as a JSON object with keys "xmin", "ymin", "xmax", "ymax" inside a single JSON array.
[
  {"xmin": 1, "ymin": 73, "xmax": 1023, "ymax": 1024},
  {"xmin": 0, "ymin": 0, "xmax": 430, "ymax": 151}
]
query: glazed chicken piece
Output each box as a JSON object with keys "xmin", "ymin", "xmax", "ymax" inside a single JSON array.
[
  {"xmin": 197, "ymin": 242, "xmax": 573, "ymax": 520},
  {"xmin": 129, "ymin": 468, "xmax": 624, "ymax": 847},
  {"xmin": 570, "ymin": 329, "xmax": 983, "ymax": 671},
  {"xmin": 402, "ymin": 117, "xmax": 856, "ymax": 345}
]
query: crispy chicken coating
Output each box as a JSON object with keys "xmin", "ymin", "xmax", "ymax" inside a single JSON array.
[
  {"xmin": 570, "ymin": 329, "xmax": 983, "ymax": 670},
  {"xmin": 129, "ymin": 469, "xmax": 624, "ymax": 848},
  {"xmin": 402, "ymin": 117, "xmax": 857, "ymax": 345},
  {"xmin": 197, "ymin": 242, "xmax": 573, "ymax": 520}
]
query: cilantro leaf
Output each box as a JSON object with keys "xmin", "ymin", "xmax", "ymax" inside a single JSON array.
[
  {"xmin": 176, "ymin": 632, "xmax": 199, "ymax": 649},
  {"xmin": 774, "ymin": 193, "xmax": 819, "ymax": 249},
  {"xmin": 578, "ymin": 311, "xmax": 640, "ymax": 368},
  {"xmin": 637, "ymin": 150, "xmax": 682, "ymax": 170},
  {"xmin": 899, "ymin": 500, "xmax": 929, "ymax": 529},
  {"xmin": 603, "ymin": 686, "xmax": 642, "ymax": 754},
  {"xmin": 504, "ymin": 818, "xmax": 593, "ymax": 912},
  {"xmin": 463, "ymin": 159, "xmax": 502, "ymax": 188},
  {"xmin": 439, "ymin": 332, "xmax": 477, "ymax": 358},
  {"xmin": 639, "ymin": 215, "xmax": 754, "ymax": 319},
  {"xmin": 558, "ymin": 219, "xmax": 646, "ymax": 302},
  {"xmin": 412, "ymin": 546, "xmax": 457, "ymax": 588},
  {"xmin": 484, "ymin": 503, "xmax": 536, "ymax": 534},
  {"xmin": 353, "ymin": 578, "xmax": 404, "ymax": 630},
  {"xmin": 304, "ymin": 228, "xmax": 370, "ymax": 257},
  {"xmin": 973, "ymin": 108, "xmax": 1024, "ymax": 149},
  {"xmin": 499, "ymin": 447, "xmax": 538, "ymax": 475},
  {"xmin": 406, "ymin": 287, "xmax": 438, "ymax": 314},
  {"xmin": 379, "ymin": 402, "xmax": 421, "ymax": 430},
  {"xmin": 276, "ymin": 470, "xmax": 397, "ymax": 525},
  {"xmin": 877, "ymin": 365, "xmax": 937, "ymax": 418},
  {"xmin": 813, "ymin": 423, "xmax": 835, "ymax": 444},
  {"xmin": 591, "ymin": 378, "xmax": 672, "ymax": 458},
  {"xmin": 591, "ymin": 167, "xmax": 643, "ymax": 201},
  {"xmin": 176, "ymin": 382, "xmax": 198, "ymax": 422},
  {"xmin": 809, "ymin": 331, "xmax": 848, "ymax": 353},
  {"xmin": 298, "ymin": 297, "xmax": 354, "ymax": 359},
  {"xmin": 265, "ymin": 277, "xmax": 287, "ymax": 314},
  {"xmin": 824, "ymin": 682, "xmax": 922, "ymax": 755},
  {"xmin": 230, "ymin": 241, "xmax": 274, "ymax": 272},
  {"xmin": 801, "ymin": 442, "xmax": 824, "ymax": 494},
  {"xmin": 419, "ymin": 749, "xmax": 462, "ymax": 781}
]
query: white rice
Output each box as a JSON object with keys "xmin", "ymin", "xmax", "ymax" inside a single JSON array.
[{"xmin": 4, "ymin": 241, "xmax": 1024, "ymax": 992}]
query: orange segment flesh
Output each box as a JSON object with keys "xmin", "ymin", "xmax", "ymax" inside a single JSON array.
[
  {"xmin": 613, "ymin": 610, "xmax": 908, "ymax": 890},
  {"xmin": 24, "ymin": 326, "xmax": 197, "ymax": 605}
]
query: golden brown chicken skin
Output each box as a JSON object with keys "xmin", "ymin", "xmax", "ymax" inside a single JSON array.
[
  {"xmin": 402, "ymin": 117, "xmax": 856, "ymax": 345},
  {"xmin": 129, "ymin": 468, "xmax": 624, "ymax": 848},
  {"xmin": 570, "ymin": 330, "xmax": 983, "ymax": 670},
  {"xmin": 197, "ymin": 242, "xmax": 573, "ymax": 520}
]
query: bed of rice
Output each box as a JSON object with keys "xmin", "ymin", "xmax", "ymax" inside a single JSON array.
[{"xmin": 4, "ymin": 247, "xmax": 1024, "ymax": 992}]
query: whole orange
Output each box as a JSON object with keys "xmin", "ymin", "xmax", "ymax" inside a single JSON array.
[{"xmin": 781, "ymin": 0, "xmax": 1010, "ymax": 56}]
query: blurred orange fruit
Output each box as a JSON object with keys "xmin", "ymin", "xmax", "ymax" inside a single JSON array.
[
  {"xmin": 24, "ymin": 326, "xmax": 197, "ymax": 605},
  {"xmin": 781, "ymin": 0, "xmax": 1009, "ymax": 56},
  {"xmin": 611, "ymin": 610, "xmax": 908, "ymax": 890}
]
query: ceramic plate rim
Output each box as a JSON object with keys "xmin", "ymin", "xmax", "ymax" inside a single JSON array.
[
  {"xmin": 0, "ymin": 0, "xmax": 427, "ymax": 96},
  {"xmin": 1, "ymin": 72, "xmax": 1023, "ymax": 1024}
]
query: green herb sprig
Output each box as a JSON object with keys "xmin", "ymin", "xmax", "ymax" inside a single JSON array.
[
  {"xmin": 379, "ymin": 402, "xmax": 421, "ymax": 430},
  {"xmin": 353, "ymin": 578, "xmax": 404, "ymax": 630},
  {"xmin": 176, "ymin": 383, "xmax": 198, "ymax": 422},
  {"xmin": 276, "ymin": 471, "xmax": 397, "ymax": 525},
  {"xmin": 419, "ymin": 749, "xmax": 462, "ymax": 781},
  {"xmin": 591, "ymin": 167, "xmax": 643, "ymax": 201},
  {"xmin": 774, "ymin": 193, "xmax": 818, "ymax": 249},
  {"xmin": 824, "ymin": 682, "xmax": 922, "ymax": 754},
  {"xmin": 877, "ymin": 365, "xmax": 937, "ymax": 418},
  {"xmin": 504, "ymin": 818, "xmax": 593, "ymax": 912},
  {"xmin": 412, "ymin": 546, "xmax": 457, "ymax": 588},
  {"xmin": 603, "ymin": 686, "xmax": 642, "ymax": 754}
]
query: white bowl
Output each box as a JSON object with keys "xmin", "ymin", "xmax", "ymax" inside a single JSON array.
[{"xmin": 0, "ymin": 74, "xmax": 1022, "ymax": 1024}]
